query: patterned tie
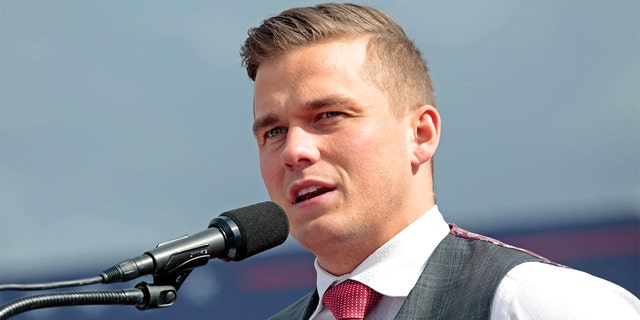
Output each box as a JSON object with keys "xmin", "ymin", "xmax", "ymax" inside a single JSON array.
[{"xmin": 322, "ymin": 280, "xmax": 383, "ymax": 320}]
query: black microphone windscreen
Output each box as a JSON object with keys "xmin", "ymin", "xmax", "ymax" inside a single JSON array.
[{"xmin": 219, "ymin": 201, "xmax": 289, "ymax": 261}]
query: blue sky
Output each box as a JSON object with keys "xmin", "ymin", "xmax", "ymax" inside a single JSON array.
[{"xmin": 1, "ymin": 1, "xmax": 638, "ymax": 276}]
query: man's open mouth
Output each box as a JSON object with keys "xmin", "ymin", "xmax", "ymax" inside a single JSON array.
[{"xmin": 295, "ymin": 186, "xmax": 334, "ymax": 204}]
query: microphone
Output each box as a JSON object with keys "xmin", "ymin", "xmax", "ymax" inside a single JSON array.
[{"xmin": 100, "ymin": 201, "xmax": 289, "ymax": 284}]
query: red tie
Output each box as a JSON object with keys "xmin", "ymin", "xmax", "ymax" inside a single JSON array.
[{"xmin": 322, "ymin": 280, "xmax": 383, "ymax": 320}]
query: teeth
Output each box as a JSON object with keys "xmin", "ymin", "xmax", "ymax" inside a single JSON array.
[{"xmin": 297, "ymin": 186, "xmax": 321, "ymax": 197}]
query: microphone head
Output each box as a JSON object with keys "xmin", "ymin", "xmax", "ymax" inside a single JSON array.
[{"xmin": 209, "ymin": 201, "xmax": 289, "ymax": 261}]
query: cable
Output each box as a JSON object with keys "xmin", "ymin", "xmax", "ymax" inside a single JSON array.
[{"xmin": 0, "ymin": 275, "xmax": 104, "ymax": 291}]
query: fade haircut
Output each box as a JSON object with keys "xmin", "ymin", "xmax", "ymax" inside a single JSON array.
[{"xmin": 240, "ymin": 3, "xmax": 435, "ymax": 116}]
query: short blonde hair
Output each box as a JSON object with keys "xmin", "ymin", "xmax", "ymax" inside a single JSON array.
[{"xmin": 240, "ymin": 3, "xmax": 435, "ymax": 115}]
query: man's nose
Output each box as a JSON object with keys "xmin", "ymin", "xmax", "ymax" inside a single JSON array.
[{"xmin": 280, "ymin": 126, "xmax": 320, "ymax": 170}]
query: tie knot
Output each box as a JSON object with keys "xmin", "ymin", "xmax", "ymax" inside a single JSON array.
[{"xmin": 322, "ymin": 280, "xmax": 383, "ymax": 320}]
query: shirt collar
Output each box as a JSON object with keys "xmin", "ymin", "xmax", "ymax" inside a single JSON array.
[{"xmin": 315, "ymin": 205, "xmax": 450, "ymax": 299}]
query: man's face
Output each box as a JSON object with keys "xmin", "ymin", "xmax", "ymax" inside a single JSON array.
[{"xmin": 252, "ymin": 37, "xmax": 416, "ymax": 255}]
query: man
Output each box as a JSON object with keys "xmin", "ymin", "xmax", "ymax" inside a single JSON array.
[{"xmin": 240, "ymin": 3, "xmax": 639, "ymax": 319}]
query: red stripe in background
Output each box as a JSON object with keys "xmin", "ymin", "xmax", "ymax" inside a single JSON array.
[
  {"xmin": 499, "ymin": 224, "xmax": 639, "ymax": 261},
  {"xmin": 239, "ymin": 257, "xmax": 316, "ymax": 293}
]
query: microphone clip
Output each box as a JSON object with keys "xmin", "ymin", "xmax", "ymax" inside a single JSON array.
[{"xmin": 134, "ymin": 268, "xmax": 192, "ymax": 310}]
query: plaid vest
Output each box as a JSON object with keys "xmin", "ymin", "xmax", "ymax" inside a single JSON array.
[{"xmin": 269, "ymin": 224, "xmax": 553, "ymax": 320}]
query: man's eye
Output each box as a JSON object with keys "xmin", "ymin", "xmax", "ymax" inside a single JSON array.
[
  {"xmin": 265, "ymin": 127, "xmax": 286, "ymax": 139},
  {"xmin": 320, "ymin": 111, "xmax": 341, "ymax": 119}
]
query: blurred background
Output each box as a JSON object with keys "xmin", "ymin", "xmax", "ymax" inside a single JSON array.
[{"xmin": 1, "ymin": 1, "xmax": 638, "ymax": 319}]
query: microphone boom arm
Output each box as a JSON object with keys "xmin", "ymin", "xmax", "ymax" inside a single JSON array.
[
  {"xmin": 0, "ymin": 288, "xmax": 145, "ymax": 320},
  {"xmin": 0, "ymin": 272, "xmax": 191, "ymax": 319}
]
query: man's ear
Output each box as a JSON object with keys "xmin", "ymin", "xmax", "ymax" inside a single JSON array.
[{"xmin": 408, "ymin": 104, "xmax": 441, "ymax": 166}]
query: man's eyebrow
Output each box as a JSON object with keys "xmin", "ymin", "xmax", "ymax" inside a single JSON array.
[
  {"xmin": 252, "ymin": 96, "xmax": 353, "ymax": 136},
  {"xmin": 303, "ymin": 96, "xmax": 352, "ymax": 111},
  {"xmin": 252, "ymin": 113, "xmax": 278, "ymax": 137}
]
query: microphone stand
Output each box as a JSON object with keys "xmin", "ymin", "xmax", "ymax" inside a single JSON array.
[{"xmin": 0, "ymin": 269, "xmax": 193, "ymax": 319}]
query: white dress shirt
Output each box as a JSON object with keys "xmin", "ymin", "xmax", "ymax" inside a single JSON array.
[{"xmin": 309, "ymin": 205, "xmax": 640, "ymax": 319}]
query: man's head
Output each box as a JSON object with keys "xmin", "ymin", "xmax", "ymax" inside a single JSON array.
[
  {"xmin": 241, "ymin": 3, "xmax": 435, "ymax": 116},
  {"xmin": 242, "ymin": 3, "xmax": 440, "ymax": 275}
]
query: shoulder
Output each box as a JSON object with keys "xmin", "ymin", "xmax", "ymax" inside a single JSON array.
[{"xmin": 491, "ymin": 261, "xmax": 640, "ymax": 319}]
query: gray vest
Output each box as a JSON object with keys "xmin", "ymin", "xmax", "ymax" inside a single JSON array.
[{"xmin": 269, "ymin": 227, "xmax": 549, "ymax": 319}]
